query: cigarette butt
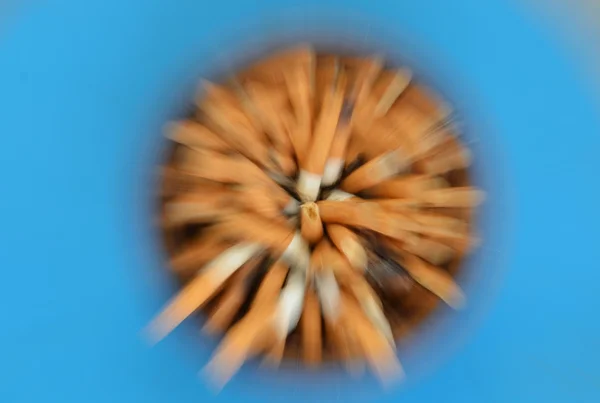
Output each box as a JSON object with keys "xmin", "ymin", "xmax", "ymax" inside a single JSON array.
[
  {"xmin": 327, "ymin": 224, "xmax": 367, "ymax": 271},
  {"xmin": 262, "ymin": 337, "xmax": 286, "ymax": 367},
  {"xmin": 283, "ymin": 197, "xmax": 300, "ymax": 215},
  {"xmin": 428, "ymin": 234, "xmax": 480, "ymax": 256},
  {"xmin": 163, "ymin": 192, "xmax": 239, "ymax": 226},
  {"xmin": 203, "ymin": 255, "xmax": 264, "ymax": 334},
  {"xmin": 322, "ymin": 158, "xmax": 345, "ymax": 188},
  {"xmin": 252, "ymin": 260, "xmax": 289, "ymax": 308},
  {"xmin": 280, "ymin": 232, "xmax": 311, "ymax": 272},
  {"xmin": 347, "ymin": 118, "xmax": 409, "ymax": 162},
  {"xmin": 237, "ymin": 185, "xmax": 287, "ymax": 221},
  {"xmin": 285, "ymin": 65, "xmax": 313, "ymax": 164},
  {"xmin": 178, "ymin": 148, "xmax": 291, "ymax": 205},
  {"xmin": 407, "ymin": 212, "xmax": 469, "ymax": 233},
  {"xmin": 340, "ymin": 148, "xmax": 411, "ymax": 194},
  {"xmin": 159, "ymin": 167, "xmax": 225, "ymax": 197},
  {"xmin": 365, "ymin": 175, "xmax": 448, "ymax": 199},
  {"xmin": 374, "ymin": 68, "xmax": 412, "ymax": 117},
  {"xmin": 300, "ymin": 202, "xmax": 324, "ymax": 244},
  {"xmin": 228, "ymin": 76, "xmax": 268, "ymax": 136},
  {"xmin": 400, "ymin": 83, "xmax": 452, "ymax": 122},
  {"xmin": 301, "ymin": 288, "xmax": 323, "ymax": 366},
  {"xmin": 395, "ymin": 211, "xmax": 468, "ymax": 240},
  {"xmin": 371, "ymin": 198, "xmax": 423, "ymax": 212},
  {"xmin": 315, "ymin": 56, "xmax": 340, "ymax": 109},
  {"xmin": 344, "ymin": 324, "xmax": 366, "ymax": 377},
  {"xmin": 340, "ymin": 294, "xmax": 404, "ymax": 385},
  {"xmin": 417, "ymin": 143, "xmax": 472, "ymax": 174},
  {"xmin": 199, "ymin": 80, "xmax": 264, "ymax": 136},
  {"xmin": 349, "ymin": 278, "xmax": 395, "ymax": 346},
  {"xmin": 351, "ymin": 67, "xmax": 412, "ymax": 134},
  {"xmin": 421, "ymin": 187, "xmax": 485, "ymax": 208},
  {"xmin": 325, "ymin": 189, "xmax": 357, "ymax": 201},
  {"xmin": 170, "ymin": 236, "xmax": 233, "ymax": 276},
  {"xmin": 238, "ymin": 45, "xmax": 313, "ymax": 85},
  {"xmin": 146, "ymin": 243, "xmax": 263, "ymax": 343},
  {"xmin": 326, "ymin": 318, "xmax": 351, "ymax": 363},
  {"xmin": 298, "ymin": 68, "xmax": 346, "ymax": 201},
  {"xmin": 211, "ymin": 212, "xmax": 295, "ymax": 254},
  {"xmin": 317, "ymin": 200, "xmax": 420, "ymax": 241},
  {"xmin": 386, "ymin": 105, "xmax": 440, "ymax": 157},
  {"xmin": 203, "ymin": 305, "xmax": 278, "ymax": 389},
  {"xmin": 400, "ymin": 252, "xmax": 465, "ymax": 309},
  {"xmin": 296, "ymin": 170, "xmax": 323, "ymax": 202},
  {"xmin": 177, "ymin": 148, "xmax": 272, "ymax": 187},
  {"xmin": 322, "ymin": 102, "xmax": 354, "ymax": 186},
  {"xmin": 203, "ymin": 286, "xmax": 247, "ymax": 335},
  {"xmin": 324, "ymin": 243, "xmax": 356, "ymax": 282},
  {"xmin": 343, "ymin": 136, "xmax": 363, "ymax": 168},
  {"xmin": 165, "ymin": 121, "xmax": 231, "ymax": 152},
  {"xmin": 315, "ymin": 263, "xmax": 341, "ymax": 319},
  {"xmin": 274, "ymin": 264, "xmax": 309, "ymax": 338},
  {"xmin": 381, "ymin": 235, "xmax": 455, "ymax": 266},
  {"xmin": 244, "ymin": 81, "xmax": 294, "ymax": 156},
  {"xmin": 406, "ymin": 236, "xmax": 455, "ymax": 266},
  {"xmin": 315, "ymin": 269, "xmax": 348, "ymax": 362},
  {"xmin": 199, "ymin": 103, "xmax": 273, "ymax": 169},
  {"xmin": 269, "ymin": 148, "xmax": 297, "ymax": 177},
  {"xmin": 343, "ymin": 55, "xmax": 384, "ymax": 105},
  {"xmin": 310, "ymin": 239, "xmax": 329, "ymax": 275}
]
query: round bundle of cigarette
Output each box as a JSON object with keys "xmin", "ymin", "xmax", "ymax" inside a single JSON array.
[{"xmin": 151, "ymin": 46, "xmax": 485, "ymax": 389}]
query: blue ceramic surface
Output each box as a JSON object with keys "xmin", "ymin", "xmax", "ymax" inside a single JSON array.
[{"xmin": 1, "ymin": 0, "xmax": 599, "ymax": 402}]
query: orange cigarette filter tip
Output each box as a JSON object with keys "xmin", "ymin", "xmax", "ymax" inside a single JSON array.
[
  {"xmin": 285, "ymin": 59, "xmax": 314, "ymax": 165},
  {"xmin": 165, "ymin": 120, "xmax": 231, "ymax": 152},
  {"xmin": 326, "ymin": 224, "xmax": 367, "ymax": 272},
  {"xmin": 244, "ymin": 81, "xmax": 294, "ymax": 156},
  {"xmin": 203, "ymin": 255, "xmax": 264, "ymax": 334},
  {"xmin": 343, "ymin": 55, "xmax": 384, "ymax": 105},
  {"xmin": 322, "ymin": 101, "xmax": 354, "ymax": 187},
  {"xmin": 211, "ymin": 212, "xmax": 296, "ymax": 254},
  {"xmin": 417, "ymin": 142, "xmax": 473, "ymax": 175},
  {"xmin": 262, "ymin": 337, "xmax": 286, "ymax": 368},
  {"xmin": 352, "ymin": 67, "xmax": 412, "ymax": 134},
  {"xmin": 340, "ymin": 148, "xmax": 412, "ymax": 194},
  {"xmin": 420, "ymin": 187, "xmax": 485, "ymax": 208},
  {"xmin": 301, "ymin": 288, "xmax": 323, "ymax": 366},
  {"xmin": 146, "ymin": 242, "xmax": 264, "ymax": 343},
  {"xmin": 401, "ymin": 83, "xmax": 453, "ymax": 122},
  {"xmin": 317, "ymin": 199, "xmax": 421, "ymax": 242},
  {"xmin": 159, "ymin": 166, "xmax": 225, "ymax": 198},
  {"xmin": 198, "ymin": 80, "xmax": 261, "ymax": 135},
  {"xmin": 365, "ymin": 175, "xmax": 449, "ymax": 199},
  {"xmin": 300, "ymin": 202, "xmax": 324, "ymax": 244},
  {"xmin": 252, "ymin": 260, "xmax": 290, "ymax": 307},
  {"xmin": 163, "ymin": 191, "xmax": 239, "ymax": 226},
  {"xmin": 269, "ymin": 148, "xmax": 297, "ymax": 177},
  {"xmin": 340, "ymin": 294, "xmax": 404, "ymax": 385},
  {"xmin": 400, "ymin": 252, "xmax": 465, "ymax": 309},
  {"xmin": 176, "ymin": 148, "xmax": 268, "ymax": 186},
  {"xmin": 201, "ymin": 261, "xmax": 292, "ymax": 387},
  {"xmin": 297, "ymin": 66, "xmax": 347, "ymax": 201},
  {"xmin": 381, "ymin": 235, "xmax": 455, "ymax": 267},
  {"xmin": 169, "ymin": 235, "xmax": 233, "ymax": 276},
  {"xmin": 238, "ymin": 45, "xmax": 314, "ymax": 85},
  {"xmin": 236, "ymin": 185, "xmax": 287, "ymax": 222},
  {"xmin": 197, "ymin": 82, "xmax": 274, "ymax": 170},
  {"xmin": 203, "ymin": 304, "xmax": 278, "ymax": 389},
  {"xmin": 373, "ymin": 68, "xmax": 413, "ymax": 117}
]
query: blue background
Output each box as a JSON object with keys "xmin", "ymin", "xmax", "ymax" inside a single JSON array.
[{"xmin": 1, "ymin": 0, "xmax": 599, "ymax": 402}]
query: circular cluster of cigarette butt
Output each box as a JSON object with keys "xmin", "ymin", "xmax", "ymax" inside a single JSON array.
[{"xmin": 150, "ymin": 46, "xmax": 485, "ymax": 389}]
